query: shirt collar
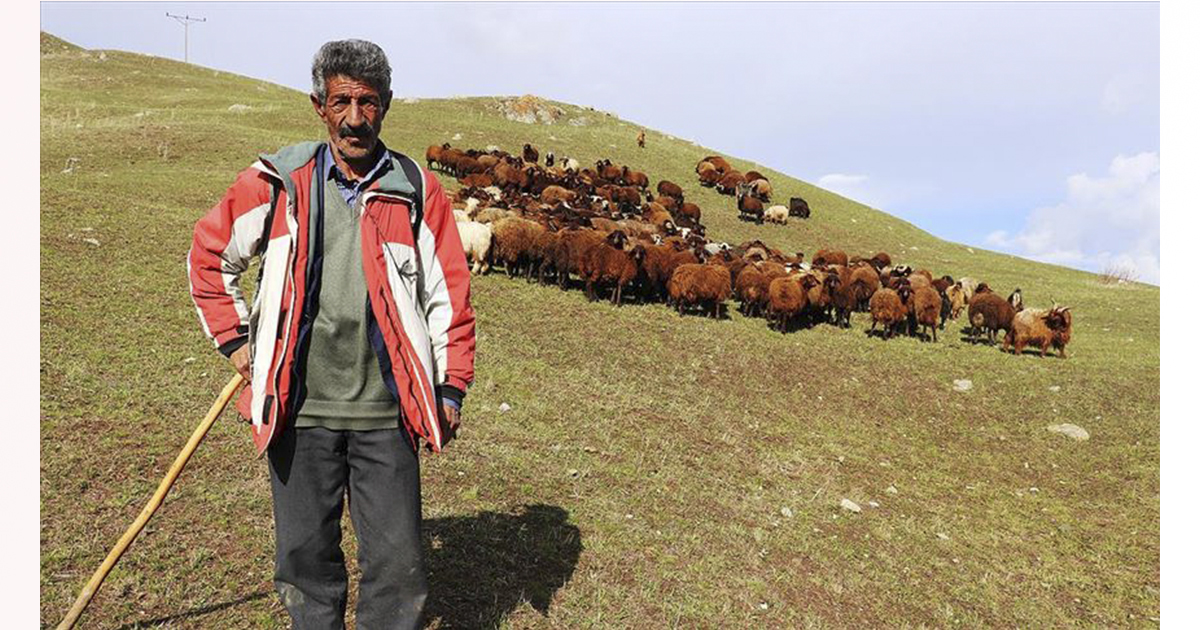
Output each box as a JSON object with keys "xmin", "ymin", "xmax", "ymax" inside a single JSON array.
[{"xmin": 324, "ymin": 143, "xmax": 392, "ymax": 189}]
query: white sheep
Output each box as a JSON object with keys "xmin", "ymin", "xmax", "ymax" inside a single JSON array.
[
  {"xmin": 482, "ymin": 185, "xmax": 503, "ymax": 202},
  {"xmin": 703, "ymin": 242, "xmax": 731, "ymax": 256},
  {"xmin": 562, "ymin": 157, "xmax": 580, "ymax": 172},
  {"xmin": 455, "ymin": 220, "xmax": 493, "ymax": 274},
  {"xmin": 764, "ymin": 205, "xmax": 788, "ymax": 224},
  {"xmin": 453, "ymin": 208, "xmax": 470, "ymax": 223},
  {"xmin": 464, "ymin": 197, "xmax": 482, "ymax": 217},
  {"xmin": 958, "ymin": 276, "xmax": 980, "ymax": 300}
]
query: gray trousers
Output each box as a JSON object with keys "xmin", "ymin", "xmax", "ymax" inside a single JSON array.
[{"xmin": 267, "ymin": 426, "xmax": 427, "ymax": 630}]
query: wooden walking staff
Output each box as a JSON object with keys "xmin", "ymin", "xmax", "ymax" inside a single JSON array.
[{"xmin": 57, "ymin": 373, "xmax": 246, "ymax": 630}]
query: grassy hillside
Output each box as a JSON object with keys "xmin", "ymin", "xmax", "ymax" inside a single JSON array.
[{"xmin": 40, "ymin": 32, "xmax": 1159, "ymax": 628}]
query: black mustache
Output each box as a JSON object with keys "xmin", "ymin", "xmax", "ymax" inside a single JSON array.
[{"xmin": 339, "ymin": 124, "xmax": 372, "ymax": 138}]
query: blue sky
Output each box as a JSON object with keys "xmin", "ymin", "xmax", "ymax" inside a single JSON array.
[{"xmin": 40, "ymin": 1, "xmax": 1160, "ymax": 282}]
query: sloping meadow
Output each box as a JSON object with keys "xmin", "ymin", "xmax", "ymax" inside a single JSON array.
[{"xmin": 41, "ymin": 33, "xmax": 1158, "ymax": 627}]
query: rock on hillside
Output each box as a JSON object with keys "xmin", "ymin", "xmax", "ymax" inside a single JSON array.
[{"xmin": 496, "ymin": 94, "xmax": 565, "ymax": 124}]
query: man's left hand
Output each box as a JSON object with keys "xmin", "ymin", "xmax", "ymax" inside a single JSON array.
[{"xmin": 439, "ymin": 403, "xmax": 462, "ymax": 444}]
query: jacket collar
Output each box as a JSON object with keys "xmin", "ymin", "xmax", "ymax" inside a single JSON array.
[{"xmin": 256, "ymin": 140, "xmax": 418, "ymax": 204}]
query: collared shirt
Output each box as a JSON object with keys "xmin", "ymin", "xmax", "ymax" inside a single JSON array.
[
  {"xmin": 324, "ymin": 144, "xmax": 393, "ymax": 208},
  {"xmin": 318, "ymin": 143, "xmax": 461, "ymax": 412}
]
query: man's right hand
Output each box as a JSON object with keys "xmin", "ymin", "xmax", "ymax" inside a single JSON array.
[{"xmin": 229, "ymin": 343, "xmax": 252, "ymax": 382}]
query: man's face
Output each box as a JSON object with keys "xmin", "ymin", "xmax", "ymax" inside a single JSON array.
[{"xmin": 311, "ymin": 75, "xmax": 390, "ymax": 164}]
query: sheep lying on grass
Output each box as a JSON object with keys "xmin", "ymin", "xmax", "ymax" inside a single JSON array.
[{"xmin": 764, "ymin": 205, "xmax": 788, "ymax": 224}]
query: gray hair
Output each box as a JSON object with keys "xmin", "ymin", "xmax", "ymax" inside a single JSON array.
[{"xmin": 310, "ymin": 39, "xmax": 392, "ymax": 103}]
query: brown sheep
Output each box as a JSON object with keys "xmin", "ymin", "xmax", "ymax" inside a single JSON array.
[
  {"xmin": 946, "ymin": 284, "xmax": 967, "ymax": 319},
  {"xmin": 522, "ymin": 143, "xmax": 539, "ymax": 164},
  {"xmin": 831, "ymin": 271, "xmax": 863, "ymax": 328},
  {"xmin": 553, "ymin": 228, "xmax": 606, "ymax": 287},
  {"xmin": 668, "ymin": 263, "xmax": 731, "ymax": 318},
  {"xmin": 611, "ymin": 186, "xmax": 641, "ymax": 205},
  {"xmin": 653, "ymin": 194, "xmax": 680, "ymax": 212},
  {"xmin": 539, "ymin": 185, "xmax": 576, "ymax": 205},
  {"xmin": 736, "ymin": 261, "xmax": 787, "ymax": 317},
  {"xmin": 908, "ymin": 273, "xmax": 931, "ymax": 291},
  {"xmin": 493, "ymin": 161, "xmax": 529, "ymax": 191},
  {"xmin": 698, "ymin": 168, "xmax": 722, "ymax": 188},
  {"xmin": 931, "ymin": 275, "xmax": 955, "ymax": 294},
  {"xmin": 532, "ymin": 229, "xmax": 561, "ymax": 283},
  {"xmin": 847, "ymin": 265, "xmax": 881, "ymax": 310},
  {"xmin": 597, "ymin": 161, "xmax": 623, "ymax": 182},
  {"xmin": 696, "ymin": 161, "xmax": 718, "ymax": 177},
  {"xmin": 617, "ymin": 219, "xmax": 662, "ymax": 242},
  {"xmin": 1004, "ymin": 306, "xmax": 1073, "ymax": 358},
  {"xmin": 657, "ymin": 180, "xmax": 684, "ymax": 199},
  {"xmin": 644, "ymin": 208, "xmax": 675, "ymax": 231},
  {"xmin": 701, "ymin": 155, "xmax": 732, "ymax": 173},
  {"xmin": 967, "ymin": 291, "xmax": 1017, "ymax": 344},
  {"xmin": 582, "ymin": 230, "xmax": 645, "ymax": 305},
  {"xmin": 716, "ymin": 171, "xmax": 746, "ymax": 195},
  {"xmin": 644, "ymin": 201, "xmax": 669, "ymax": 217},
  {"xmin": 453, "ymin": 155, "xmax": 485, "ymax": 176},
  {"xmin": 805, "ymin": 272, "xmax": 839, "ymax": 323},
  {"xmin": 812, "ymin": 249, "xmax": 849, "ymax": 268},
  {"xmin": 590, "ymin": 217, "xmax": 621, "ymax": 234},
  {"xmin": 750, "ymin": 178, "xmax": 773, "ymax": 202},
  {"xmin": 908, "ymin": 285, "xmax": 942, "ymax": 342},
  {"xmin": 869, "ymin": 286, "xmax": 911, "ymax": 339},
  {"xmin": 767, "ymin": 275, "xmax": 812, "ymax": 332},
  {"xmin": 870, "ymin": 252, "xmax": 892, "ymax": 270},
  {"xmin": 622, "ymin": 167, "xmax": 650, "ymax": 189},
  {"xmin": 744, "ymin": 170, "xmax": 767, "ymax": 183},
  {"xmin": 458, "ymin": 173, "xmax": 494, "ymax": 188},
  {"xmin": 641, "ymin": 244, "xmax": 698, "ymax": 301},
  {"xmin": 425, "ymin": 143, "xmax": 447, "ymax": 171},
  {"xmin": 676, "ymin": 202, "xmax": 702, "ymax": 226},
  {"xmin": 736, "ymin": 183, "xmax": 764, "ymax": 224},
  {"xmin": 880, "ymin": 265, "xmax": 913, "ymax": 289},
  {"xmin": 491, "ymin": 216, "xmax": 544, "ymax": 278},
  {"xmin": 734, "ymin": 263, "xmax": 768, "ymax": 317}
]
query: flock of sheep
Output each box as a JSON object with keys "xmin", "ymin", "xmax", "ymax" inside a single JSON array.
[{"xmin": 435, "ymin": 142, "xmax": 1074, "ymax": 358}]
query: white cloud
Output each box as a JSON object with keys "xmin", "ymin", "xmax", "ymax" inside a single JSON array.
[{"xmin": 985, "ymin": 152, "xmax": 1159, "ymax": 283}]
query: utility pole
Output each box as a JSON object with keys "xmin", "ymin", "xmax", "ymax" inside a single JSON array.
[{"xmin": 165, "ymin": 12, "xmax": 205, "ymax": 63}]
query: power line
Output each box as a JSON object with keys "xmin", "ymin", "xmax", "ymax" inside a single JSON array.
[{"xmin": 165, "ymin": 12, "xmax": 206, "ymax": 63}]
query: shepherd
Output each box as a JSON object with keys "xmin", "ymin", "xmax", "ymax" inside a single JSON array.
[
  {"xmin": 188, "ymin": 39, "xmax": 476, "ymax": 629},
  {"xmin": 637, "ymin": 129, "xmax": 646, "ymax": 148}
]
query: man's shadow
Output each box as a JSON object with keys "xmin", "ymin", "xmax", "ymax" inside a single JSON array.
[{"xmin": 422, "ymin": 504, "xmax": 582, "ymax": 629}]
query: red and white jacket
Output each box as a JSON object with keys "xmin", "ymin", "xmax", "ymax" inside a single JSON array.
[{"xmin": 188, "ymin": 141, "xmax": 475, "ymax": 455}]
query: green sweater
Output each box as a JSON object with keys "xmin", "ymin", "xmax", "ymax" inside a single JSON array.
[{"xmin": 293, "ymin": 178, "xmax": 399, "ymax": 430}]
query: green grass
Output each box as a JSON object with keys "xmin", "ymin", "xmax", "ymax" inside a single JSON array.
[{"xmin": 40, "ymin": 32, "xmax": 1159, "ymax": 628}]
